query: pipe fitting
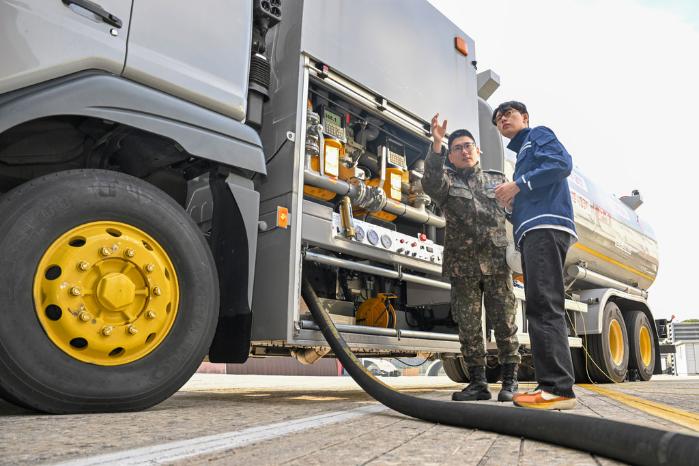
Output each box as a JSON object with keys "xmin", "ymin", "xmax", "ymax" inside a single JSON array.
[{"xmin": 291, "ymin": 346, "xmax": 331, "ymax": 365}]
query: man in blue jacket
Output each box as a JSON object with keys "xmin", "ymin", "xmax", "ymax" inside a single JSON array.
[{"xmin": 492, "ymin": 101, "xmax": 577, "ymax": 410}]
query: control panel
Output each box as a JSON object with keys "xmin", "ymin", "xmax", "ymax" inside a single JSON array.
[
  {"xmin": 331, "ymin": 213, "xmax": 443, "ymax": 264},
  {"xmin": 386, "ymin": 138, "xmax": 407, "ymax": 169},
  {"xmin": 320, "ymin": 106, "xmax": 346, "ymax": 142}
]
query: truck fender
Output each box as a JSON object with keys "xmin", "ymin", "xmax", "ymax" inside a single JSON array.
[{"xmin": 0, "ymin": 71, "xmax": 267, "ymax": 174}]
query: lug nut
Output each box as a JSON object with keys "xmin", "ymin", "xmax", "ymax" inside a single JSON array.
[
  {"xmin": 128, "ymin": 325, "xmax": 138, "ymax": 335},
  {"xmin": 77, "ymin": 261, "xmax": 90, "ymax": 271},
  {"xmin": 70, "ymin": 287, "xmax": 82, "ymax": 296},
  {"xmin": 124, "ymin": 248, "xmax": 135, "ymax": 258},
  {"xmin": 100, "ymin": 247, "xmax": 112, "ymax": 257},
  {"xmin": 145, "ymin": 263, "xmax": 155, "ymax": 273},
  {"xmin": 152, "ymin": 287, "xmax": 162, "ymax": 296},
  {"xmin": 79, "ymin": 311, "xmax": 91, "ymax": 322},
  {"xmin": 146, "ymin": 310, "xmax": 157, "ymax": 319},
  {"xmin": 101, "ymin": 326, "xmax": 113, "ymax": 336}
]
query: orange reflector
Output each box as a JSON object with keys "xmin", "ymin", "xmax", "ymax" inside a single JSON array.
[
  {"xmin": 454, "ymin": 36, "xmax": 469, "ymax": 56},
  {"xmin": 277, "ymin": 206, "xmax": 289, "ymax": 229}
]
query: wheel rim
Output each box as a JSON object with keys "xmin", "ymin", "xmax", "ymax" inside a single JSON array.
[
  {"xmin": 608, "ymin": 319, "xmax": 624, "ymax": 366},
  {"xmin": 639, "ymin": 325, "xmax": 652, "ymax": 367},
  {"xmin": 33, "ymin": 221, "xmax": 179, "ymax": 365}
]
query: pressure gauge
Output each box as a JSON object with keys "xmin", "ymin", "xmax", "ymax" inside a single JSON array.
[
  {"xmin": 355, "ymin": 225, "xmax": 365, "ymax": 242},
  {"xmin": 367, "ymin": 229, "xmax": 379, "ymax": 246},
  {"xmin": 380, "ymin": 234, "xmax": 392, "ymax": 249}
]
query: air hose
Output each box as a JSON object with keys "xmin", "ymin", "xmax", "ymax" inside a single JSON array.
[{"xmin": 301, "ymin": 278, "xmax": 697, "ymax": 466}]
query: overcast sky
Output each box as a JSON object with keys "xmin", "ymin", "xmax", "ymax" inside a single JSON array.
[{"xmin": 428, "ymin": 0, "xmax": 699, "ymax": 322}]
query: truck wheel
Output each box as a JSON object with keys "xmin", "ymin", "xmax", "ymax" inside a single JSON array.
[
  {"xmin": 570, "ymin": 348, "xmax": 591, "ymax": 383},
  {"xmin": 0, "ymin": 170, "xmax": 219, "ymax": 413},
  {"xmin": 625, "ymin": 311, "xmax": 655, "ymax": 381},
  {"xmin": 442, "ymin": 357, "xmax": 468, "ymax": 383},
  {"xmin": 585, "ymin": 302, "xmax": 629, "ymax": 383}
]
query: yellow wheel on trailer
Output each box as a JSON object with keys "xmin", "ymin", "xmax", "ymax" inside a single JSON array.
[
  {"xmin": 584, "ymin": 302, "xmax": 629, "ymax": 383},
  {"xmin": 625, "ymin": 311, "xmax": 656, "ymax": 381},
  {"xmin": 33, "ymin": 221, "xmax": 179, "ymax": 366},
  {"xmin": 608, "ymin": 318, "xmax": 625, "ymax": 366},
  {"xmin": 0, "ymin": 170, "xmax": 219, "ymax": 413}
]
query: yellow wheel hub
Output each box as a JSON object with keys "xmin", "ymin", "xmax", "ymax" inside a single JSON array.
[
  {"xmin": 639, "ymin": 325, "xmax": 652, "ymax": 367},
  {"xmin": 608, "ymin": 319, "xmax": 624, "ymax": 366},
  {"xmin": 97, "ymin": 273, "xmax": 136, "ymax": 310},
  {"xmin": 33, "ymin": 221, "xmax": 179, "ymax": 365}
]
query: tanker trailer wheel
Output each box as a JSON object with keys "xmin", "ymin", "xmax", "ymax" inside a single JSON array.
[
  {"xmin": 570, "ymin": 348, "xmax": 591, "ymax": 383},
  {"xmin": 625, "ymin": 311, "xmax": 655, "ymax": 381},
  {"xmin": 0, "ymin": 170, "xmax": 219, "ymax": 413},
  {"xmin": 442, "ymin": 356, "xmax": 469, "ymax": 383},
  {"xmin": 584, "ymin": 302, "xmax": 629, "ymax": 383}
]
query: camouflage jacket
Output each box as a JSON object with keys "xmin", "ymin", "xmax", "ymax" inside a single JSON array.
[{"xmin": 422, "ymin": 147, "xmax": 510, "ymax": 278}]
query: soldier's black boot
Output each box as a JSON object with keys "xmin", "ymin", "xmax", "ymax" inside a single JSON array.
[
  {"xmin": 452, "ymin": 366, "xmax": 491, "ymax": 401},
  {"xmin": 498, "ymin": 363, "xmax": 519, "ymax": 402}
]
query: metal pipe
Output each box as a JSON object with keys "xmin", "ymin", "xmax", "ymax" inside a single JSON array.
[
  {"xmin": 304, "ymin": 170, "xmax": 354, "ymax": 196},
  {"xmin": 426, "ymin": 224, "xmax": 437, "ymax": 242},
  {"xmin": 379, "ymin": 145, "xmax": 387, "ymax": 187},
  {"xmin": 299, "ymin": 320, "xmax": 460, "ymax": 342},
  {"xmin": 303, "ymin": 169, "xmax": 445, "ymax": 228},
  {"xmin": 303, "ymin": 250, "xmax": 450, "ymax": 290},
  {"xmin": 398, "ymin": 329, "xmax": 459, "ymax": 342},
  {"xmin": 382, "ymin": 199, "xmax": 445, "ymax": 228},
  {"xmin": 317, "ymin": 124, "xmax": 325, "ymax": 176},
  {"xmin": 339, "ymin": 196, "xmax": 356, "ymax": 238},
  {"xmin": 566, "ymin": 264, "xmax": 648, "ymax": 298},
  {"xmin": 300, "ymin": 320, "xmax": 398, "ymax": 337}
]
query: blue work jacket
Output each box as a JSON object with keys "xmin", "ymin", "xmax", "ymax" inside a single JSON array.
[{"xmin": 508, "ymin": 126, "xmax": 577, "ymax": 248}]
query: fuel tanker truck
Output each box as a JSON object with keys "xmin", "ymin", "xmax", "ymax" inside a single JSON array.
[{"xmin": 0, "ymin": 0, "xmax": 660, "ymax": 413}]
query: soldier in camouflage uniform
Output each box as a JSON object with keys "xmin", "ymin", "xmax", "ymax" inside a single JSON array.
[{"xmin": 422, "ymin": 113, "xmax": 520, "ymax": 402}]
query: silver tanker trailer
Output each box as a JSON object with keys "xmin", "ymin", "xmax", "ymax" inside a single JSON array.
[{"xmin": 0, "ymin": 0, "xmax": 661, "ymax": 412}]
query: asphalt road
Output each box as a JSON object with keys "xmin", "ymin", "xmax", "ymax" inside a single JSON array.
[{"xmin": 0, "ymin": 375, "xmax": 697, "ymax": 465}]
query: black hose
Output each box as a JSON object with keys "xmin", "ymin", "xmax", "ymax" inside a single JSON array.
[{"xmin": 301, "ymin": 278, "xmax": 698, "ymax": 466}]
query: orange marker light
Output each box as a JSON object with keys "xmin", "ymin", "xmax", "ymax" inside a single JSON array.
[
  {"xmin": 454, "ymin": 36, "xmax": 469, "ymax": 56},
  {"xmin": 277, "ymin": 206, "xmax": 289, "ymax": 229}
]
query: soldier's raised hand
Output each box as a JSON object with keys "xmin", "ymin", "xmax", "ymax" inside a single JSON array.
[{"xmin": 431, "ymin": 113, "xmax": 447, "ymax": 153}]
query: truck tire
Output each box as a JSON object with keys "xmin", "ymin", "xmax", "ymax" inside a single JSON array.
[
  {"xmin": 584, "ymin": 302, "xmax": 629, "ymax": 383},
  {"xmin": 570, "ymin": 347, "xmax": 591, "ymax": 383},
  {"xmin": 0, "ymin": 170, "xmax": 219, "ymax": 413},
  {"xmin": 625, "ymin": 311, "xmax": 655, "ymax": 381},
  {"xmin": 442, "ymin": 357, "xmax": 468, "ymax": 383}
]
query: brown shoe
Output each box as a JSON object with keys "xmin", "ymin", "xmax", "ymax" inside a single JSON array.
[{"xmin": 512, "ymin": 388, "xmax": 577, "ymax": 410}]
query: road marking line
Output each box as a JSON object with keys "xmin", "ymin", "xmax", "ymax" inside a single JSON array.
[
  {"xmin": 579, "ymin": 384, "xmax": 699, "ymax": 431},
  {"xmin": 52, "ymin": 404, "xmax": 388, "ymax": 466}
]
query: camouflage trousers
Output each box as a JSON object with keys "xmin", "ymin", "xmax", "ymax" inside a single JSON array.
[{"xmin": 450, "ymin": 274, "xmax": 520, "ymax": 368}]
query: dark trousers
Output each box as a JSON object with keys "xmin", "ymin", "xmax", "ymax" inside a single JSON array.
[{"xmin": 521, "ymin": 229, "xmax": 575, "ymax": 398}]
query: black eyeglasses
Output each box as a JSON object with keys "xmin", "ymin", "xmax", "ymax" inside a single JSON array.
[
  {"xmin": 450, "ymin": 142, "xmax": 476, "ymax": 153},
  {"xmin": 495, "ymin": 108, "xmax": 518, "ymax": 123}
]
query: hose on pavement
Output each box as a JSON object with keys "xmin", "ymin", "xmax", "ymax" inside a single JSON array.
[{"xmin": 302, "ymin": 277, "xmax": 697, "ymax": 466}]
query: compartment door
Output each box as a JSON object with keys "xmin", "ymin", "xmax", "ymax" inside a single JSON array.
[
  {"xmin": 0, "ymin": 0, "xmax": 132, "ymax": 93},
  {"xmin": 123, "ymin": 0, "xmax": 253, "ymax": 121}
]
